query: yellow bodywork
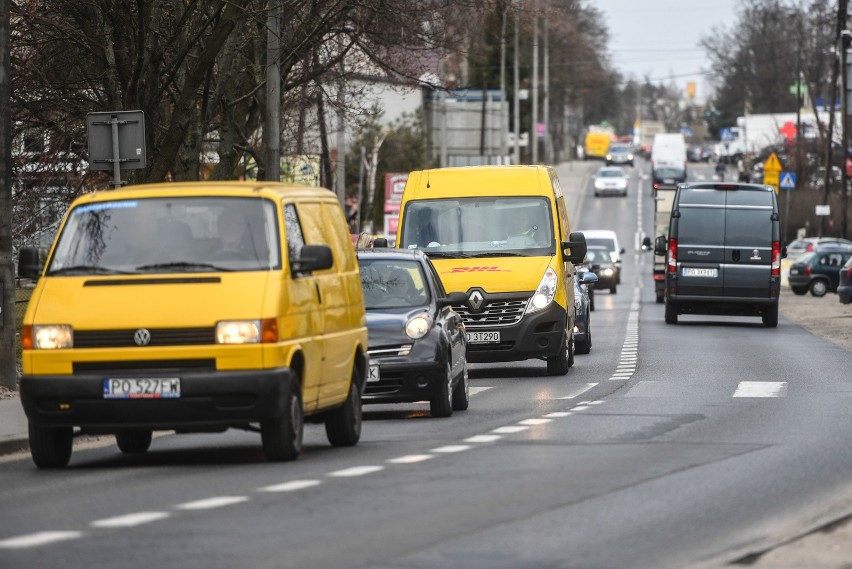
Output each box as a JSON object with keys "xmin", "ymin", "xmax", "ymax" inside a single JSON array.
[{"xmin": 584, "ymin": 132, "xmax": 611, "ymax": 159}]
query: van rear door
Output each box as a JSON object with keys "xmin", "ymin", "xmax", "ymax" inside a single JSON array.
[
  {"xmin": 722, "ymin": 190, "xmax": 774, "ymax": 298},
  {"xmin": 675, "ymin": 188, "xmax": 725, "ymax": 297}
]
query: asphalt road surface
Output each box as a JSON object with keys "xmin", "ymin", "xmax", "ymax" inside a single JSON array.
[{"xmin": 2, "ymin": 160, "xmax": 851, "ymax": 569}]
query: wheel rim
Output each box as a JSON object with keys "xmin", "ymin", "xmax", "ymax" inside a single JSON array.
[{"xmin": 813, "ymin": 281, "xmax": 827, "ymax": 295}]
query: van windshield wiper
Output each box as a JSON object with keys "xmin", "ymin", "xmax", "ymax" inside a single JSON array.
[
  {"xmin": 134, "ymin": 261, "xmax": 233, "ymax": 272},
  {"xmin": 422, "ymin": 251, "xmax": 471, "ymax": 259},
  {"xmin": 47, "ymin": 265, "xmax": 133, "ymax": 276},
  {"xmin": 468, "ymin": 252, "xmax": 525, "ymax": 258}
]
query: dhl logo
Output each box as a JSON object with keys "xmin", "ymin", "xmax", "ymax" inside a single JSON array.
[{"xmin": 445, "ymin": 266, "xmax": 509, "ymax": 273}]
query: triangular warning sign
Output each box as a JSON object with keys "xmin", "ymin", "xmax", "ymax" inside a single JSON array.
[{"xmin": 764, "ymin": 152, "xmax": 782, "ymax": 172}]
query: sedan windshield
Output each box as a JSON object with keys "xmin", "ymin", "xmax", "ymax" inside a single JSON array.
[
  {"xmin": 47, "ymin": 197, "xmax": 281, "ymax": 275},
  {"xmin": 359, "ymin": 259, "xmax": 430, "ymax": 309}
]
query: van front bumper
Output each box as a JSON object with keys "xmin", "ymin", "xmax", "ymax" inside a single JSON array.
[
  {"xmin": 463, "ymin": 302, "xmax": 570, "ymax": 363},
  {"xmin": 20, "ymin": 367, "xmax": 296, "ymax": 431}
]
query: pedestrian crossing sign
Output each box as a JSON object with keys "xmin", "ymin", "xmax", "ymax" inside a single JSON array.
[{"xmin": 779, "ymin": 172, "xmax": 796, "ymax": 190}]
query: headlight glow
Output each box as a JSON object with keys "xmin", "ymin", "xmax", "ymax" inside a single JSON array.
[
  {"xmin": 216, "ymin": 320, "xmax": 261, "ymax": 344},
  {"xmin": 594, "ymin": 180, "xmax": 605, "ymax": 189},
  {"xmin": 527, "ymin": 267, "xmax": 558, "ymax": 314},
  {"xmin": 602, "ymin": 268, "xmax": 614, "ymax": 276},
  {"xmin": 33, "ymin": 325, "xmax": 73, "ymax": 349},
  {"xmin": 405, "ymin": 313, "xmax": 432, "ymax": 339}
]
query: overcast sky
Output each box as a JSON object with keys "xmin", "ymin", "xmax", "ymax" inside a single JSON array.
[{"xmin": 594, "ymin": 0, "xmax": 742, "ymax": 101}]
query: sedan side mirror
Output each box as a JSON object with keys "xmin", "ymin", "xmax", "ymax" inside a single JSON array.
[
  {"xmin": 438, "ymin": 291, "xmax": 469, "ymax": 308},
  {"xmin": 654, "ymin": 235, "xmax": 667, "ymax": 256},
  {"xmin": 372, "ymin": 237, "xmax": 388, "ymax": 248},
  {"xmin": 562, "ymin": 232, "xmax": 587, "ymax": 264},
  {"xmin": 18, "ymin": 247, "xmax": 42, "ymax": 280}
]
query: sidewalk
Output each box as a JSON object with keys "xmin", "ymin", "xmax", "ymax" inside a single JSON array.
[{"xmin": 0, "ymin": 395, "xmax": 28, "ymax": 456}]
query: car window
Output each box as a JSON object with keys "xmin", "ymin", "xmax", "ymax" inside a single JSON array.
[{"xmin": 358, "ymin": 258, "xmax": 430, "ymax": 309}]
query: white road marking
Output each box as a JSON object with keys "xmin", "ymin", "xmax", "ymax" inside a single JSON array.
[
  {"xmin": 572, "ymin": 405, "xmax": 590, "ymax": 411},
  {"xmin": 519, "ymin": 418, "xmax": 552, "ymax": 425},
  {"xmin": 492, "ymin": 425, "xmax": 529, "ymax": 434},
  {"xmin": 556, "ymin": 382, "xmax": 598, "ymax": 399},
  {"xmin": 0, "ymin": 531, "xmax": 83, "ymax": 549},
  {"xmin": 465, "ymin": 434, "xmax": 501, "ymax": 443},
  {"xmin": 431, "ymin": 445, "xmax": 471, "ymax": 453},
  {"xmin": 327, "ymin": 466, "xmax": 384, "ymax": 477},
  {"xmin": 733, "ymin": 381, "xmax": 788, "ymax": 398},
  {"xmin": 469, "ymin": 386, "xmax": 494, "ymax": 396},
  {"xmin": 258, "ymin": 480, "xmax": 321, "ymax": 493},
  {"xmin": 175, "ymin": 496, "xmax": 249, "ymax": 510},
  {"xmin": 588, "ymin": 401, "xmax": 605, "ymax": 405},
  {"xmin": 388, "ymin": 454, "xmax": 433, "ymax": 464},
  {"xmin": 91, "ymin": 512, "xmax": 170, "ymax": 528},
  {"xmin": 545, "ymin": 412, "xmax": 572, "ymax": 418}
]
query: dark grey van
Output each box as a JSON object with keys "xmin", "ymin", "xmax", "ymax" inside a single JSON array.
[{"xmin": 654, "ymin": 183, "xmax": 783, "ymax": 327}]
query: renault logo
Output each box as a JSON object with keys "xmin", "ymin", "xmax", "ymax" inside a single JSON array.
[
  {"xmin": 469, "ymin": 290, "xmax": 484, "ymax": 311},
  {"xmin": 133, "ymin": 328, "xmax": 152, "ymax": 346}
]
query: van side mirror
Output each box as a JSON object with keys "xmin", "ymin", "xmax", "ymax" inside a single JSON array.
[
  {"xmin": 641, "ymin": 236, "xmax": 652, "ymax": 251},
  {"xmin": 293, "ymin": 244, "xmax": 333, "ymax": 273},
  {"xmin": 654, "ymin": 235, "xmax": 667, "ymax": 255},
  {"xmin": 438, "ymin": 291, "xmax": 468, "ymax": 308},
  {"xmin": 18, "ymin": 247, "xmax": 42, "ymax": 280},
  {"xmin": 562, "ymin": 232, "xmax": 587, "ymax": 264},
  {"xmin": 372, "ymin": 237, "xmax": 388, "ymax": 248}
]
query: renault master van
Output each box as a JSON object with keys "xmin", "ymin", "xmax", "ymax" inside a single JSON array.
[
  {"xmin": 654, "ymin": 182, "xmax": 784, "ymax": 327},
  {"xmin": 17, "ymin": 182, "xmax": 368, "ymax": 468},
  {"xmin": 396, "ymin": 166, "xmax": 587, "ymax": 375}
]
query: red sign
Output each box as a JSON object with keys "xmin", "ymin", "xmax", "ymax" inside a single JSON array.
[
  {"xmin": 384, "ymin": 173, "xmax": 408, "ymax": 214},
  {"xmin": 846, "ymin": 157, "xmax": 852, "ymax": 177},
  {"xmin": 779, "ymin": 121, "xmax": 797, "ymax": 141}
]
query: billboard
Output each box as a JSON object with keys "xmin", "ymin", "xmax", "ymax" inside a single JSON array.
[{"xmin": 384, "ymin": 173, "xmax": 408, "ymax": 214}]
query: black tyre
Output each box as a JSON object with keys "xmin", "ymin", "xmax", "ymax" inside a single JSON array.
[
  {"xmin": 430, "ymin": 359, "xmax": 454, "ymax": 418},
  {"xmin": 28, "ymin": 423, "xmax": 73, "ymax": 469},
  {"xmin": 575, "ymin": 320, "xmax": 592, "ymax": 355},
  {"xmin": 665, "ymin": 299, "xmax": 678, "ymax": 324},
  {"xmin": 115, "ymin": 430, "xmax": 153, "ymax": 454},
  {"xmin": 791, "ymin": 286, "xmax": 808, "ymax": 296},
  {"xmin": 546, "ymin": 331, "xmax": 574, "ymax": 375},
  {"xmin": 325, "ymin": 372, "xmax": 363, "ymax": 446},
  {"xmin": 810, "ymin": 279, "xmax": 828, "ymax": 297},
  {"xmin": 589, "ymin": 291, "xmax": 595, "ymax": 311},
  {"xmin": 762, "ymin": 303, "xmax": 779, "ymax": 328},
  {"xmin": 451, "ymin": 361, "xmax": 470, "ymax": 412},
  {"xmin": 656, "ymin": 293, "xmax": 664, "ymax": 304},
  {"xmin": 610, "ymin": 282, "xmax": 617, "ymax": 294},
  {"xmin": 261, "ymin": 378, "xmax": 304, "ymax": 461}
]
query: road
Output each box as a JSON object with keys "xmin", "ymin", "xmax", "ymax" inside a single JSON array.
[{"xmin": 1, "ymin": 160, "xmax": 851, "ymax": 569}]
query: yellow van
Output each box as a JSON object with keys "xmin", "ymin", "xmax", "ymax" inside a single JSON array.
[
  {"xmin": 395, "ymin": 166, "xmax": 586, "ymax": 375},
  {"xmin": 17, "ymin": 182, "xmax": 368, "ymax": 468},
  {"xmin": 584, "ymin": 131, "xmax": 611, "ymax": 160}
]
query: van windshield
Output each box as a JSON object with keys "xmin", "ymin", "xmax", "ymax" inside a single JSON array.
[
  {"xmin": 399, "ymin": 197, "xmax": 555, "ymax": 256},
  {"xmin": 47, "ymin": 197, "xmax": 281, "ymax": 275}
]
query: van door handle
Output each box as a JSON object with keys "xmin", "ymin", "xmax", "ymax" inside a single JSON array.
[
  {"xmin": 315, "ymin": 283, "xmax": 322, "ymax": 304},
  {"xmin": 732, "ymin": 250, "xmax": 741, "ymax": 262}
]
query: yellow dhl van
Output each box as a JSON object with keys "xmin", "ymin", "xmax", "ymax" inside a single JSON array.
[
  {"xmin": 583, "ymin": 131, "xmax": 611, "ymax": 160},
  {"xmin": 395, "ymin": 166, "xmax": 587, "ymax": 375},
  {"xmin": 17, "ymin": 182, "xmax": 368, "ymax": 468}
]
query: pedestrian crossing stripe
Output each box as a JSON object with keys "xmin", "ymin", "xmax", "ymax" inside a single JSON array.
[{"xmin": 779, "ymin": 172, "xmax": 796, "ymax": 189}]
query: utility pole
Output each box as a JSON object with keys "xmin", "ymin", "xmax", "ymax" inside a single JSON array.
[
  {"xmin": 531, "ymin": 0, "xmax": 539, "ymax": 164},
  {"xmin": 499, "ymin": 6, "xmax": 508, "ymax": 163},
  {"xmin": 0, "ymin": 0, "xmax": 14, "ymax": 390},
  {"xmin": 842, "ymin": 0, "xmax": 851, "ymax": 239},
  {"xmin": 264, "ymin": 0, "xmax": 281, "ymax": 182},
  {"xmin": 513, "ymin": 11, "xmax": 520, "ymax": 164},
  {"xmin": 543, "ymin": 0, "xmax": 551, "ymax": 164}
]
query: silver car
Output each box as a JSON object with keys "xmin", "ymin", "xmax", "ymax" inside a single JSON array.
[{"xmin": 593, "ymin": 166, "xmax": 629, "ymax": 197}]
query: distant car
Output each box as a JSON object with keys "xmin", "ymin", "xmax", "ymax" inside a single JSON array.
[
  {"xmin": 583, "ymin": 229, "xmax": 625, "ymax": 285},
  {"xmin": 838, "ymin": 256, "xmax": 852, "ymax": 304},
  {"xmin": 357, "ymin": 248, "xmax": 470, "ymax": 417},
  {"xmin": 786, "ymin": 237, "xmax": 852, "ymax": 260},
  {"xmin": 787, "ymin": 247, "xmax": 852, "ymax": 297},
  {"xmin": 573, "ymin": 270, "xmax": 598, "ymax": 354},
  {"xmin": 593, "ymin": 166, "xmax": 629, "ymax": 197},
  {"xmin": 652, "ymin": 164, "xmax": 686, "ymax": 193},
  {"xmin": 606, "ymin": 144, "xmax": 634, "ymax": 167},
  {"xmin": 585, "ymin": 245, "xmax": 618, "ymax": 294}
]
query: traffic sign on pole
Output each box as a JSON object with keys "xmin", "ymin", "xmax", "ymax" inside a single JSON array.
[
  {"xmin": 763, "ymin": 152, "xmax": 782, "ymax": 193},
  {"xmin": 779, "ymin": 171, "xmax": 796, "ymax": 190}
]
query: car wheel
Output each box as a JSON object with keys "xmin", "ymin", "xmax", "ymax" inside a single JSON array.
[
  {"xmin": 575, "ymin": 322, "xmax": 592, "ymax": 355},
  {"xmin": 810, "ymin": 279, "xmax": 828, "ymax": 297},
  {"xmin": 430, "ymin": 358, "xmax": 454, "ymax": 418},
  {"xmin": 546, "ymin": 331, "xmax": 574, "ymax": 375},
  {"xmin": 261, "ymin": 377, "xmax": 304, "ymax": 461},
  {"xmin": 665, "ymin": 299, "xmax": 678, "ymax": 325},
  {"xmin": 325, "ymin": 370, "xmax": 363, "ymax": 446},
  {"xmin": 589, "ymin": 291, "xmax": 595, "ymax": 311},
  {"xmin": 791, "ymin": 286, "xmax": 808, "ymax": 295},
  {"xmin": 762, "ymin": 303, "xmax": 779, "ymax": 327},
  {"xmin": 451, "ymin": 361, "xmax": 470, "ymax": 412},
  {"xmin": 656, "ymin": 292, "xmax": 664, "ymax": 304},
  {"xmin": 28, "ymin": 422, "xmax": 73, "ymax": 469},
  {"xmin": 115, "ymin": 430, "xmax": 153, "ymax": 454}
]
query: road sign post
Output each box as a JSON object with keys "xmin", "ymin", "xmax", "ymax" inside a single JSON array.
[
  {"xmin": 86, "ymin": 110, "xmax": 147, "ymax": 188},
  {"xmin": 763, "ymin": 152, "xmax": 782, "ymax": 193}
]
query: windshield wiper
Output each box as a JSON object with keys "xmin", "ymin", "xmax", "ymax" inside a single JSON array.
[
  {"xmin": 47, "ymin": 265, "xmax": 133, "ymax": 276},
  {"xmin": 468, "ymin": 252, "xmax": 525, "ymax": 258},
  {"xmin": 422, "ymin": 251, "xmax": 471, "ymax": 259},
  {"xmin": 134, "ymin": 261, "xmax": 233, "ymax": 272}
]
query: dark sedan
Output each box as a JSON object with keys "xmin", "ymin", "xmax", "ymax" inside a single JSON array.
[
  {"xmin": 585, "ymin": 245, "xmax": 618, "ymax": 294},
  {"xmin": 573, "ymin": 270, "xmax": 598, "ymax": 355},
  {"xmin": 788, "ymin": 247, "xmax": 852, "ymax": 297},
  {"xmin": 837, "ymin": 256, "xmax": 852, "ymax": 304},
  {"xmin": 357, "ymin": 249, "xmax": 469, "ymax": 417}
]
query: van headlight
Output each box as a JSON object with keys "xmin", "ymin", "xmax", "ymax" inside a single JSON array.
[
  {"xmin": 33, "ymin": 325, "xmax": 73, "ymax": 349},
  {"xmin": 526, "ymin": 267, "xmax": 558, "ymax": 314},
  {"xmin": 216, "ymin": 320, "xmax": 261, "ymax": 344},
  {"xmin": 405, "ymin": 313, "xmax": 433, "ymax": 339}
]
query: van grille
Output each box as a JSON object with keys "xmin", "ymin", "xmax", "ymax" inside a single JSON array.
[
  {"xmin": 452, "ymin": 299, "xmax": 528, "ymax": 328},
  {"xmin": 73, "ymin": 359, "xmax": 216, "ymax": 375},
  {"xmin": 74, "ymin": 327, "xmax": 216, "ymax": 348}
]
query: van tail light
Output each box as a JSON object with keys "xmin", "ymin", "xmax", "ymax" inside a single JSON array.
[
  {"xmin": 653, "ymin": 183, "xmax": 659, "ymax": 191},
  {"xmin": 771, "ymin": 241, "xmax": 781, "ymax": 276},
  {"xmin": 667, "ymin": 238, "xmax": 678, "ymax": 273}
]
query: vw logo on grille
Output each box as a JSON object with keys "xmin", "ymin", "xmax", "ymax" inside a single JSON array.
[
  {"xmin": 133, "ymin": 328, "xmax": 152, "ymax": 346},
  {"xmin": 469, "ymin": 290, "xmax": 484, "ymax": 311}
]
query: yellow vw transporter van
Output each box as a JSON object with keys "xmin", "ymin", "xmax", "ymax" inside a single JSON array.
[
  {"xmin": 18, "ymin": 182, "xmax": 368, "ymax": 468},
  {"xmin": 396, "ymin": 166, "xmax": 586, "ymax": 375}
]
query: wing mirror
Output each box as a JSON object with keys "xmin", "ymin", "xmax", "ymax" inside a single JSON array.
[
  {"xmin": 641, "ymin": 236, "xmax": 652, "ymax": 251},
  {"xmin": 654, "ymin": 235, "xmax": 667, "ymax": 256},
  {"xmin": 292, "ymin": 244, "xmax": 333, "ymax": 273},
  {"xmin": 561, "ymin": 232, "xmax": 587, "ymax": 264},
  {"xmin": 18, "ymin": 247, "xmax": 42, "ymax": 280},
  {"xmin": 580, "ymin": 271, "xmax": 598, "ymax": 284}
]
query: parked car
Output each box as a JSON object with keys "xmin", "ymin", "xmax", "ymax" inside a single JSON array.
[
  {"xmin": 838, "ymin": 256, "xmax": 852, "ymax": 304},
  {"xmin": 357, "ymin": 248, "xmax": 469, "ymax": 417},
  {"xmin": 788, "ymin": 247, "xmax": 852, "ymax": 297},
  {"xmin": 787, "ymin": 237, "xmax": 852, "ymax": 260},
  {"xmin": 583, "ymin": 229, "xmax": 625, "ymax": 285},
  {"xmin": 605, "ymin": 144, "xmax": 634, "ymax": 167},
  {"xmin": 573, "ymin": 270, "xmax": 598, "ymax": 354},
  {"xmin": 586, "ymin": 245, "xmax": 618, "ymax": 294},
  {"xmin": 593, "ymin": 166, "xmax": 629, "ymax": 197}
]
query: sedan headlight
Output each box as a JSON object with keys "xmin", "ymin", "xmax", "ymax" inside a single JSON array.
[
  {"xmin": 594, "ymin": 180, "xmax": 605, "ymax": 189},
  {"xmin": 216, "ymin": 320, "xmax": 261, "ymax": 344},
  {"xmin": 32, "ymin": 325, "xmax": 73, "ymax": 349},
  {"xmin": 405, "ymin": 313, "xmax": 433, "ymax": 339},
  {"xmin": 602, "ymin": 268, "xmax": 614, "ymax": 277},
  {"xmin": 527, "ymin": 267, "xmax": 558, "ymax": 314}
]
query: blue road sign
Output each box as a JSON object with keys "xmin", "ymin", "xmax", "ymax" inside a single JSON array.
[
  {"xmin": 779, "ymin": 171, "xmax": 796, "ymax": 190},
  {"xmin": 720, "ymin": 127, "xmax": 735, "ymax": 142}
]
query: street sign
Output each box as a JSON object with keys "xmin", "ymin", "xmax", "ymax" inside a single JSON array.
[
  {"xmin": 87, "ymin": 110, "xmax": 147, "ymax": 188},
  {"xmin": 779, "ymin": 171, "xmax": 796, "ymax": 190},
  {"xmin": 816, "ymin": 205, "xmax": 831, "ymax": 216},
  {"xmin": 763, "ymin": 152, "xmax": 782, "ymax": 193},
  {"xmin": 720, "ymin": 128, "xmax": 735, "ymax": 142}
]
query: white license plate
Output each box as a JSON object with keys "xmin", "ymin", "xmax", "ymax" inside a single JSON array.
[
  {"xmin": 367, "ymin": 364, "xmax": 380, "ymax": 383},
  {"xmin": 790, "ymin": 269, "xmax": 799, "ymax": 275},
  {"xmin": 682, "ymin": 267, "xmax": 718, "ymax": 278},
  {"xmin": 103, "ymin": 378, "xmax": 181, "ymax": 399},
  {"xmin": 466, "ymin": 331, "xmax": 501, "ymax": 343}
]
